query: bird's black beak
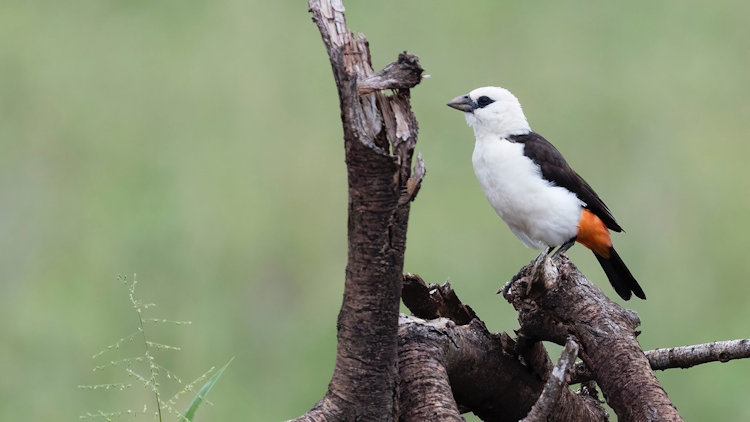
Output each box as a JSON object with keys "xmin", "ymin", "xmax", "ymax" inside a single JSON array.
[{"xmin": 447, "ymin": 94, "xmax": 475, "ymax": 112}]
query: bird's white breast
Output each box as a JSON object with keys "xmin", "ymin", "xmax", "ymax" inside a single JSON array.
[{"xmin": 472, "ymin": 136, "xmax": 583, "ymax": 249}]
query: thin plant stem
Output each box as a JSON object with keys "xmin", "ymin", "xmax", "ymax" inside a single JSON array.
[{"xmin": 131, "ymin": 278, "xmax": 163, "ymax": 422}]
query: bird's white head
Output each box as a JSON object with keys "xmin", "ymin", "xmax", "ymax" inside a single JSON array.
[{"xmin": 447, "ymin": 86, "xmax": 531, "ymax": 140}]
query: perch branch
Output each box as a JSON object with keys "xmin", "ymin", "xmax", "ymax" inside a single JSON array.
[
  {"xmin": 401, "ymin": 274, "xmax": 606, "ymax": 421},
  {"xmin": 504, "ymin": 254, "xmax": 683, "ymax": 421},
  {"xmin": 570, "ymin": 338, "xmax": 750, "ymax": 384}
]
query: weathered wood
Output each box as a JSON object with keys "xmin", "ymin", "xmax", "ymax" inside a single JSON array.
[
  {"xmin": 520, "ymin": 338, "xmax": 579, "ymax": 422},
  {"xmin": 402, "ymin": 273, "xmax": 477, "ymax": 325},
  {"xmin": 397, "ymin": 316, "xmax": 607, "ymax": 422},
  {"xmin": 504, "ymin": 255, "xmax": 683, "ymax": 421},
  {"xmin": 401, "ymin": 276, "xmax": 607, "ymax": 422},
  {"xmin": 295, "ymin": 1, "xmax": 424, "ymax": 420},
  {"xmin": 398, "ymin": 316, "xmax": 464, "ymax": 422}
]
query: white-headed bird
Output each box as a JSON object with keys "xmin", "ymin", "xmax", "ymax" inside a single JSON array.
[{"xmin": 448, "ymin": 86, "xmax": 645, "ymax": 300}]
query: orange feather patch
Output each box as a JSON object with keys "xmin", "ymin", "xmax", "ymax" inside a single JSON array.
[{"xmin": 576, "ymin": 209, "xmax": 612, "ymax": 258}]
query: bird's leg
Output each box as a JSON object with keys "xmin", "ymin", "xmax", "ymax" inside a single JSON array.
[
  {"xmin": 537, "ymin": 246, "xmax": 554, "ymax": 260},
  {"xmin": 532, "ymin": 246, "xmax": 553, "ymax": 274},
  {"xmin": 552, "ymin": 237, "xmax": 576, "ymax": 259},
  {"xmin": 500, "ymin": 246, "xmax": 553, "ymax": 297},
  {"xmin": 525, "ymin": 246, "xmax": 553, "ymax": 295}
]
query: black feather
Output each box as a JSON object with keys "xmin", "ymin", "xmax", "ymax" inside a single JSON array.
[
  {"xmin": 594, "ymin": 247, "xmax": 646, "ymax": 300},
  {"xmin": 508, "ymin": 132, "xmax": 623, "ymax": 232}
]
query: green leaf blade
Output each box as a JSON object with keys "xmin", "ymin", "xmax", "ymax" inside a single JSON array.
[{"xmin": 181, "ymin": 357, "xmax": 233, "ymax": 421}]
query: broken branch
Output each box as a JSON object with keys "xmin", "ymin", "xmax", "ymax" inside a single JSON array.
[{"xmin": 521, "ymin": 337, "xmax": 580, "ymax": 422}]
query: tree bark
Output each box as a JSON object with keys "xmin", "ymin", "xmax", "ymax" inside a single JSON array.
[
  {"xmin": 400, "ymin": 275, "xmax": 607, "ymax": 422},
  {"xmin": 570, "ymin": 338, "xmax": 750, "ymax": 384},
  {"xmin": 295, "ymin": 1, "xmax": 424, "ymax": 420},
  {"xmin": 504, "ymin": 254, "xmax": 683, "ymax": 421}
]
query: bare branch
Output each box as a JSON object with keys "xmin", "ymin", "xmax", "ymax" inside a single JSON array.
[
  {"xmin": 570, "ymin": 338, "xmax": 750, "ymax": 384},
  {"xmin": 504, "ymin": 255, "xmax": 683, "ymax": 421},
  {"xmin": 648, "ymin": 338, "xmax": 750, "ymax": 368},
  {"xmin": 521, "ymin": 337, "xmax": 580, "ymax": 422},
  {"xmin": 357, "ymin": 52, "xmax": 424, "ymax": 94}
]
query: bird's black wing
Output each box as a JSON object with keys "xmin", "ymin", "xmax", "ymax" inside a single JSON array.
[{"xmin": 508, "ymin": 132, "xmax": 623, "ymax": 232}]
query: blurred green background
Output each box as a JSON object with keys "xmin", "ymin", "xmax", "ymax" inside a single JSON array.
[{"xmin": 1, "ymin": 0, "xmax": 749, "ymax": 420}]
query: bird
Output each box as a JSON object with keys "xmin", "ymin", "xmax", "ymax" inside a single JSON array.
[{"xmin": 447, "ymin": 86, "xmax": 645, "ymax": 300}]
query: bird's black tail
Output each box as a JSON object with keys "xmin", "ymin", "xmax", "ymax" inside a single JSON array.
[{"xmin": 594, "ymin": 247, "xmax": 646, "ymax": 300}]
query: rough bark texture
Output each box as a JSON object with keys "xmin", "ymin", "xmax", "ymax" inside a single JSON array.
[
  {"xmin": 400, "ymin": 276, "xmax": 607, "ymax": 422},
  {"xmin": 297, "ymin": 2, "xmax": 750, "ymax": 421},
  {"xmin": 296, "ymin": 1, "xmax": 424, "ymax": 420},
  {"xmin": 504, "ymin": 255, "xmax": 683, "ymax": 421},
  {"xmin": 397, "ymin": 316, "xmax": 463, "ymax": 422}
]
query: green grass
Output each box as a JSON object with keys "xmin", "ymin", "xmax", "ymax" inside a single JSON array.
[
  {"xmin": 1, "ymin": 1, "xmax": 749, "ymax": 420},
  {"xmin": 182, "ymin": 358, "xmax": 233, "ymax": 421},
  {"xmin": 78, "ymin": 275, "xmax": 227, "ymax": 421}
]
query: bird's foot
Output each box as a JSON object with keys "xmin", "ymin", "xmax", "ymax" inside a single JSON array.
[
  {"xmin": 528, "ymin": 249, "xmax": 553, "ymax": 295},
  {"xmin": 534, "ymin": 247, "xmax": 553, "ymax": 266},
  {"xmin": 551, "ymin": 238, "xmax": 576, "ymax": 259},
  {"xmin": 500, "ymin": 247, "xmax": 556, "ymax": 298}
]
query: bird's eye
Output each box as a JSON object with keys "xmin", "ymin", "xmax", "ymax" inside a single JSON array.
[{"xmin": 476, "ymin": 96, "xmax": 494, "ymax": 108}]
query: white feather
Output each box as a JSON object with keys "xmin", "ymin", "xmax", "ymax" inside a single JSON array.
[
  {"xmin": 465, "ymin": 87, "xmax": 530, "ymax": 139},
  {"xmin": 463, "ymin": 86, "xmax": 583, "ymax": 249},
  {"xmin": 472, "ymin": 136, "xmax": 582, "ymax": 249}
]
